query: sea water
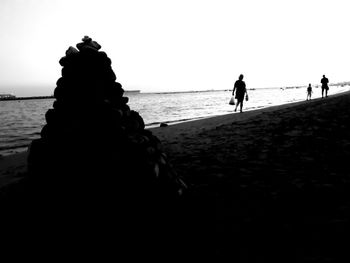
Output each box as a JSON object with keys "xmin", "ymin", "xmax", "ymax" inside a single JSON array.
[{"xmin": 1, "ymin": 86, "xmax": 349, "ymax": 156}]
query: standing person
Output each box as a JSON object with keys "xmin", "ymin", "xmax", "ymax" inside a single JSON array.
[
  {"xmin": 232, "ymin": 74, "xmax": 248, "ymax": 113},
  {"xmin": 307, "ymin": 83, "xmax": 313, "ymax": 100},
  {"xmin": 321, "ymin": 75, "xmax": 329, "ymax": 98}
]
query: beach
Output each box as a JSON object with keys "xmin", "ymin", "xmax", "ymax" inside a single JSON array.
[{"xmin": 1, "ymin": 91, "xmax": 350, "ymax": 261}]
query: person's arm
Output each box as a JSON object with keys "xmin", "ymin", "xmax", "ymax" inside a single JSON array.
[{"xmin": 232, "ymin": 85, "xmax": 236, "ymax": 95}]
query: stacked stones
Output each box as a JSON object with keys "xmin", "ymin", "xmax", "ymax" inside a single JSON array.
[{"xmin": 27, "ymin": 36, "xmax": 186, "ymax": 210}]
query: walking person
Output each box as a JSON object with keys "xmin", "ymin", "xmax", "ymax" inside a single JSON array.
[
  {"xmin": 307, "ymin": 84, "xmax": 313, "ymax": 100},
  {"xmin": 321, "ymin": 75, "xmax": 329, "ymax": 98},
  {"xmin": 232, "ymin": 74, "xmax": 248, "ymax": 113}
]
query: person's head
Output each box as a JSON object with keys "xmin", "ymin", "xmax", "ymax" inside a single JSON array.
[
  {"xmin": 239, "ymin": 74, "xmax": 244, "ymax": 80},
  {"xmin": 323, "ymin": 75, "xmax": 325, "ymax": 78},
  {"xmin": 309, "ymin": 83, "xmax": 311, "ymax": 87}
]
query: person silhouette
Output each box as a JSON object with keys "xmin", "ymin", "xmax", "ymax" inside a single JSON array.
[
  {"xmin": 307, "ymin": 83, "xmax": 313, "ymax": 100},
  {"xmin": 321, "ymin": 75, "xmax": 329, "ymax": 98},
  {"xmin": 232, "ymin": 74, "xmax": 248, "ymax": 113}
]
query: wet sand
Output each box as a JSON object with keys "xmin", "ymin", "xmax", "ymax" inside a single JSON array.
[{"xmin": 1, "ymin": 92, "xmax": 350, "ymax": 261}]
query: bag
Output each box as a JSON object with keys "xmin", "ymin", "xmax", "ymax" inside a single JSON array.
[
  {"xmin": 245, "ymin": 94, "xmax": 249, "ymax": 101},
  {"xmin": 229, "ymin": 96, "xmax": 235, "ymax": 105}
]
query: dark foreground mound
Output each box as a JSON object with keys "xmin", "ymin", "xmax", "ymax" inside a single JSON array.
[{"xmin": 1, "ymin": 37, "xmax": 187, "ymax": 260}]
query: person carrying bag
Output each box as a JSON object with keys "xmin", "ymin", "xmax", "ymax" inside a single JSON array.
[{"xmin": 232, "ymin": 74, "xmax": 248, "ymax": 113}]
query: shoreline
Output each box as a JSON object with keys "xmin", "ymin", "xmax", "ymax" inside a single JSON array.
[
  {"xmin": 2, "ymin": 89, "xmax": 349, "ymax": 157},
  {"xmin": 1, "ymin": 90, "xmax": 349, "ymax": 186},
  {"xmin": 1, "ymin": 88, "xmax": 350, "ymax": 157},
  {"xmin": 151, "ymin": 90, "xmax": 350, "ymax": 141}
]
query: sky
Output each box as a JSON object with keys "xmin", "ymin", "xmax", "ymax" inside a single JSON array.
[{"xmin": 0, "ymin": 0, "xmax": 349, "ymax": 96}]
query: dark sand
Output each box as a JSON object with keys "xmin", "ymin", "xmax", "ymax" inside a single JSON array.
[
  {"xmin": 153, "ymin": 92, "xmax": 350, "ymax": 262},
  {"xmin": 1, "ymin": 92, "xmax": 350, "ymax": 261}
]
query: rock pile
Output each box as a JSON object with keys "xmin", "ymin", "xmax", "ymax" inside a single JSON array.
[
  {"xmin": 1, "ymin": 37, "xmax": 190, "ymax": 259},
  {"xmin": 27, "ymin": 36, "xmax": 186, "ymax": 210}
]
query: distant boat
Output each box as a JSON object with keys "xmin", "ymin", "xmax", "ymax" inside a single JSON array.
[
  {"xmin": 0, "ymin": 95, "xmax": 55, "ymax": 101},
  {"xmin": 0, "ymin": 94, "xmax": 16, "ymax": 100},
  {"xmin": 124, "ymin": 90, "xmax": 140, "ymax": 94}
]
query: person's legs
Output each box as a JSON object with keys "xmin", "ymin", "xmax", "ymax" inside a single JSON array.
[
  {"xmin": 235, "ymin": 100, "xmax": 241, "ymax": 112},
  {"xmin": 326, "ymin": 89, "xmax": 328, "ymax": 97},
  {"xmin": 322, "ymin": 88, "xmax": 324, "ymax": 98},
  {"xmin": 240, "ymin": 101, "xmax": 244, "ymax": 112}
]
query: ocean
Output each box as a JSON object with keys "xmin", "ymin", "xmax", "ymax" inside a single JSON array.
[{"xmin": 1, "ymin": 86, "xmax": 349, "ymax": 156}]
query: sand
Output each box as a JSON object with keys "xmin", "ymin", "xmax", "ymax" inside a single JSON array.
[
  {"xmin": 1, "ymin": 91, "xmax": 350, "ymax": 261},
  {"xmin": 0, "ymin": 151, "xmax": 27, "ymax": 188}
]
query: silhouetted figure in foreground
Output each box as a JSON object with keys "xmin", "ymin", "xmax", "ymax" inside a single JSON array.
[
  {"xmin": 232, "ymin": 74, "xmax": 248, "ymax": 113},
  {"xmin": 307, "ymin": 83, "xmax": 313, "ymax": 100},
  {"xmin": 321, "ymin": 74, "xmax": 329, "ymax": 98}
]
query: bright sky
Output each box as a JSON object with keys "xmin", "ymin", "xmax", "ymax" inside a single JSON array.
[{"xmin": 0, "ymin": 0, "xmax": 349, "ymax": 96}]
